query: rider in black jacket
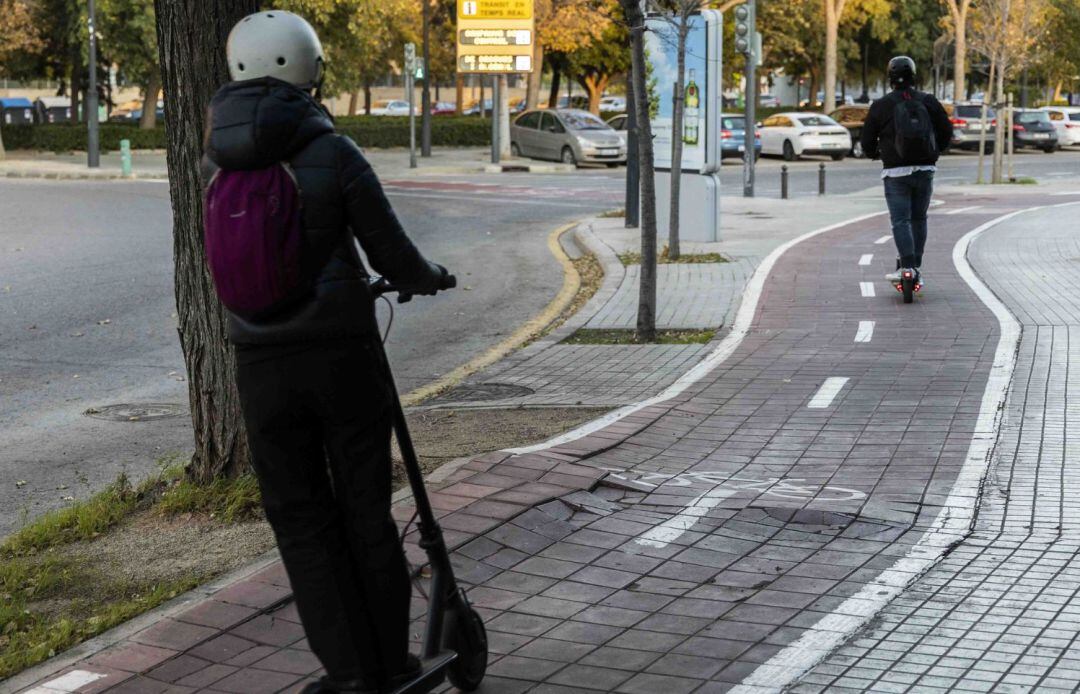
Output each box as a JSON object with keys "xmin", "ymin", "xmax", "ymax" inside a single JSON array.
[
  {"xmin": 860, "ymin": 56, "xmax": 953, "ymax": 286},
  {"xmin": 204, "ymin": 11, "xmax": 447, "ymax": 694}
]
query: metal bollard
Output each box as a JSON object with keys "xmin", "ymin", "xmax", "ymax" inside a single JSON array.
[
  {"xmin": 818, "ymin": 162, "xmax": 826, "ymax": 196},
  {"xmin": 120, "ymin": 139, "xmax": 133, "ymax": 178},
  {"xmin": 781, "ymin": 165, "xmax": 789, "ymax": 200}
]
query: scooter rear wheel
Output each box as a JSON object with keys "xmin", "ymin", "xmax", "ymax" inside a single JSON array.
[
  {"xmin": 446, "ymin": 606, "xmax": 487, "ymax": 691},
  {"xmin": 902, "ymin": 277, "xmax": 914, "ymax": 304}
]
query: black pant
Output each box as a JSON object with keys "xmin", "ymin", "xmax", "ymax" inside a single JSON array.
[
  {"xmin": 883, "ymin": 170, "xmax": 934, "ymax": 268},
  {"xmin": 235, "ymin": 338, "xmax": 409, "ymax": 684}
]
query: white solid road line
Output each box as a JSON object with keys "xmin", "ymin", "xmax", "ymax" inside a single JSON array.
[
  {"xmin": 807, "ymin": 377, "xmax": 849, "ymax": 408},
  {"xmin": 503, "ymin": 209, "xmax": 889, "ymax": 456},
  {"xmin": 874, "ymin": 234, "xmax": 891, "ymax": 244},
  {"xmin": 634, "ymin": 487, "xmax": 737, "ymax": 549},
  {"xmin": 1050, "ymin": 191, "xmax": 1080, "ymax": 196},
  {"xmin": 25, "ymin": 670, "xmax": 107, "ymax": 693},
  {"xmin": 854, "ymin": 321, "xmax": 874, "ymax": 343},
  {"xmin": 858, "ymin": 254, "xmax": 873, "ymax": 265},
  {"xmin": 860, "ymin": 282, "xmax": 875, "ymax": 297},
  {"xmin": 382, "ymin": 190, "xmax": 603, "ymax": 209},
  {"xmin": 946, "ymin": 205, "xmax": 982, "ymax": 215},
  {"xmin": 730, "ymin": 204, "xmax": 1076, "ymax": 694}
]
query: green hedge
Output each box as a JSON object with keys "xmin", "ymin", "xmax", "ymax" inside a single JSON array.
[{"xmin": 0, "ymin": 115, "xmax": 494, "ymax": 152}]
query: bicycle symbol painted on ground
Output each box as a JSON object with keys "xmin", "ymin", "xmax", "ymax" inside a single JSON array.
[{"xmin": 598, "ymin": 467, "xmax": 867, "ymax": 502}]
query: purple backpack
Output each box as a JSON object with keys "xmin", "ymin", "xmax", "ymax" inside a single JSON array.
[{"xmin": 204, "ymin": 164, "xmax": 305, "ymax": 319}]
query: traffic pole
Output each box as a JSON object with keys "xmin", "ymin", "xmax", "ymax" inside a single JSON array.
[
  {"xmin": 406, "ymin": 43, "xmax": 417, "ymax": 169},
  {"xmin": 87, "ymin": 0, "xmax": 100, "ymax": 168},
  {"xmin": 491, "ymin": 75, "xmax": 500, "ymax": 164},
  {"xmin": 740, "ymin": 0, "xmax": 757, "ymax": 197}
]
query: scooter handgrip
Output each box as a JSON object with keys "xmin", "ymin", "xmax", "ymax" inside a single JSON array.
[{"xmin": 441, "ymin": 274, "xmax": 458, "ymax": 290}]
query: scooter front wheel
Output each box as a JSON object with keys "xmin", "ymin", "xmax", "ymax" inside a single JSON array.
[{"xmin": 446, "ymin": 606, "xmax": 487, "ymax": 691}]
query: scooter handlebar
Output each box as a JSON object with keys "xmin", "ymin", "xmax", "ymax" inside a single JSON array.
[{"xmin": 369, "ymin": 274, "xmax": 456, "ymax": 303}]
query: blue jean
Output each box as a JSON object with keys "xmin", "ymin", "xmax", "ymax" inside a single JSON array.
[{"xmin": 883, "ymin": 171, "xmax": 934, "ymax": 268}]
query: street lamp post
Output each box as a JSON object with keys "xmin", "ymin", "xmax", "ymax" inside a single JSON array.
[
  {"xmin": 421, "ymin": 0, "xmax": 432, "ymax": 157},
  {"xmin": 87, "ymin": 0, "xmax": 100, "ymax": 168}
]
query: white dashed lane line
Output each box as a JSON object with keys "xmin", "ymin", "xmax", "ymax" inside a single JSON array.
[
  {"xmin": 860, "ymin": 282, "xmax": 875, "ymax": 297},
  {"xmin": 808, "ymin": 377, "xmax": 849, "ymax": 409},
  {"xmin": 854, "ymin": 321, "xmax": 874, "ymax": 343},
  {"xmin": 859, "ymin": 254, "xmax": 873, "ymax": 266},
  {"xmin": 874, "ymin": 235, "xmax": 891, "ymax": 244},
  {"xmin": 633, "ymin": 486, "xmax": 738, "ymax": 549}
]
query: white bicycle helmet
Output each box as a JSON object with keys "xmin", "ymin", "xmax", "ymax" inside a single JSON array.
[{"xmin": 226, "ymin": 10, "xmax": 325, "ymax": 90}]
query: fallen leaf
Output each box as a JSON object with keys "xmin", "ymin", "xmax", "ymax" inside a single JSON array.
[
  {"xmin": 69, "ymin": 331, "xmax": 84, "ymax": 337},
  {"xmin": 97, "ymin": 319, "xmax": 111, "ymax": 325},
  {"xmin": 15, "ymin": 480, "xmax": 26, "ymax": 488}
]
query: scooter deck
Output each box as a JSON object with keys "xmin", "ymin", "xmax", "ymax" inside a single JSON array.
[{"xmin": 388, "ymin": 652, "xmax": 458, "ymax": 694}]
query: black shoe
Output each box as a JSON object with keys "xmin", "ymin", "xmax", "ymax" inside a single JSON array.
[
  {"xmin": 382, "ymin": 654, "xmax": 422, "ymax": 693},
  {"xmin": 301, "ymin": 676, "xmax": 379, "ymax": 693}
]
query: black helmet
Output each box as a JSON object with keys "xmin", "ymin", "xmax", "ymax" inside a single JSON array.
[{"xmin": 888, "ymin": 56, "xmax": 916, "ymax": 89}]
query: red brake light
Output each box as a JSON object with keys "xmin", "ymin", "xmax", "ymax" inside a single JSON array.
[
  {"xmin": 991, "ymin": 119, "xmax": 997, "ymax": 126},
  {"xmin": 720, "ymin": 129, "xmax": 732, "ymax": 139},
  {"xmin": 755, "ymin": 130, "xmax": 762, "ymax": 138},
  {"xmin": 1013, "ymin": 124, "xmax": 1025, "ymax": 131},
  {"xmin": 950, "ymin": 117, "xmax": 967, "ymax": 126}
]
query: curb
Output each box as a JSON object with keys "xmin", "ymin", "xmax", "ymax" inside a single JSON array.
[{"xmin": 1, "ymin": 170, "xmax": 168, "ymax": 181}]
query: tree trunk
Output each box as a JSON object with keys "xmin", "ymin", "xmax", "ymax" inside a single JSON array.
[
  {"xmin": 140, "ymin": 70, "xmax": 162, "ymax": 130},
  {"xmin": 953, "ymin": 5, "xmax": 967, "ymax": 103},
  {"xmin": 154, "ymin": 0, "xmax": 260, "ymax": 483},
  {"xmin": 455, "ymin": 74, "xmax": 465, "ymax": 115},
  {"xmin": 807, "ymin": 71, "xmax": 819, "ymax": 108},
  {"xmin": 580, "ymin": 74, "xmax": 609, "ymax": 115},
  {"xmin": 479, "ymin": 76, "xmax": 485, "ymax": 117},
  {"xmin": 824, "ymin": 0, "xmax": 840, "ymax": 112},
  {"xmin": 620, "ymin": 0, "xmax": 657, "ymax": 342},
  {"xmin": 0, "ymin": 128, "xmax": 6, "ymax": 162},
  {"xmin": 70, "ymin": 53, "xmax": 82, "ymax": 124},
  {"xmin": 348, "ymin": 89, "xmax": 359, "ymax": 116},
  {"xmin": 526, "ymin": 41, "xmax": 544, "ymax": 108},
  {"xmin": 364, "ymin": 83, "xmax": 372, "ymax": 115},
  {"xmin": 669, "ymin": 20, "xmax": 689, "ymax": 261},
  {"xmin": 548, "ymin": 70, "xmax": 562, "ymax": 108}
]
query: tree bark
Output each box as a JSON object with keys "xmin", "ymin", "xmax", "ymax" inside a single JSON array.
[
  {"xmin": 824, "ymin": 0, "xmax": 845, "ymax": 113},
  {"xmin": 364, "ymin": 83, "xmax": 372, "ymax": 115},
  {"xmin": 526, "ymin": 41, "xmax": 544, "ymax": 108},
  {"xmin": 154, "ymin": 0, "xmax": 260, "ymax": 483},
  {"xmin": 455, "ymin": 74, "xmax": 465, "ymax": 115},
  {"xmin": 140, "ymin": 70, "xmax": 162, "ymax": 130},
  {"xmin": 348, "ymin": 89, "xmax": 360, "ymax": 116},
  {"xmin": 548, "ymin": 70, "xmax": 562, "ymax": 108},
  {"xmin": 580, "ymin": 74, "xmax": 610, "ymax": 115},
  {"xmin": 669, "ymin": 17, "xmax": 690, "ymax": 261},
  {"xmin": 620, "ymin": 0, "xmax": 657, "ymax": 342},
  {"xmin": 951, "ymin": 1, "xmax": 969, "ymax": 102}
]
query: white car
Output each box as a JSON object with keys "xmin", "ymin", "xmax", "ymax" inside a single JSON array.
[
  {"xmin": 759, "ymin": 112, "xmax": 852, "ymax": 161},
  {"xmin": 1041, "ymin": 106, "xmax": 1080, "ymax": 147},
  {"xmin": 599, "ymin": 96, "xmax": 626, "ymax": 112},
  {"xmin": 369, "ymin": 99, "xmax": 415, "ymax": 116}
]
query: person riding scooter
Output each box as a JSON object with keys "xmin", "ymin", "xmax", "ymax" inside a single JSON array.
[{"xmin": 202, "ymin": 11, "xmax": 452, "ymax": 693}]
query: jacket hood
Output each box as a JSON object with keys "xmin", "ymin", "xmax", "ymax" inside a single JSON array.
[{"xmin": 206, "ymin": 77, "xmax": 334, "ymax": 170}]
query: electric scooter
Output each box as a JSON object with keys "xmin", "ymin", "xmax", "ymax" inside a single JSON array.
[
  {"xmin": 370, "ymin": 276, "xmax": 488, "ymax": 694},
  {"xmin": 892, "ymin": 259, "xmax": 922, "ymax": 304}
]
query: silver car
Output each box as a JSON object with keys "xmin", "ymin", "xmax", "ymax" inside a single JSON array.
[{"xmin": 511, "ymin": 109, "xmax": 626, "ymax": 167}]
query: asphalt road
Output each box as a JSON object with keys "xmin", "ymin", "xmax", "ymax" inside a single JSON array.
[{"xmin": 0, "ymin": 171, "xmax": 620, "ymax": 536}]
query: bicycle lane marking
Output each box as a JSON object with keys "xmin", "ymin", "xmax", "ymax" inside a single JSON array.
[
  {"xmin": 854, "ymin": 320, "xmax": 875, "ymax": 342},
  {"xmin": 728, "ymin": 205, "xmax": 1079, "ymax": 694}
]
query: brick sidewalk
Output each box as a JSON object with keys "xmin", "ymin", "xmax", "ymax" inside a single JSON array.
[{"xmin": 12, "ymin": 193, "xmax": 1055, "ymax": 694}]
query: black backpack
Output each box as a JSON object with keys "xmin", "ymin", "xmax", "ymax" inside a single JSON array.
[{"xmin": 893, "ymin": 92, "xmax": 937, "ymax": 161}]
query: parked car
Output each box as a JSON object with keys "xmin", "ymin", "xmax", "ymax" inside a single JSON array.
[
  {"xmin": 431, "ymin": 101, "xmax": 457, "ymax": 115},
  {"xmin": 759, "ymin": 112, "xmax": 851, "ymax": 161},
  {"xmin": 719, "ymin": 113, "xmax": 762, "ymax": 160},
  {"xmin": 462, "ymin": 98, "xmax": 492, "ymax": 116},
  {"xmin": 599, "ymin": 95, "xmax": 627, "ymax": 112},
  {"xmin": 606, "ymin": 113, "xmax": 628, "ymax": 147},
  {"xmin": 0, "ymin": 97, "xmax": 34, "ymax": 125},
  {"xmin": 946, "ymin": 103, "xmax": 996, "ymax": 152},
  {"xmin": 1010, "ymin": 109, "xmax": 1058, "ymax": 152},
  {"xmin": 556, "ymin": 95, "xmax": 591, "ymax": 110},
  {"xmin": 511, "ymin": 108, "xmax": 626, "ymax": 167},
  {"xmin": 369, "ymin": 99, "xmax": 414, "ymax": 116},
  {"xmin": 801, "ymin": 92, "xmax": 853, "ymax": 108},
  {"xmin": 829, "ymin": 104, "xmax": 870, "ymax": 158},
  {"xmin": 758, "ymin": 94, "xmax": 781, "ymax": 108},
  {"xmin": 1041, "ymin": 106, "xmax": 1080, "ymax": 147}
]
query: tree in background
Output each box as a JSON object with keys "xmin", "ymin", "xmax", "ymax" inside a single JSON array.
[
  {"xmin": 527, "ymin": 0, "xmax": 614, "ymax": 109},
  {"xmin": 99, "ymin": 0, "xmax": 161, "ymax": 128},
  {"xmin": 153, "ymin": 0, "xmax": 261, "ymax": 482},
  {"xmin": 566, "ymin": 9, "xmax": 630, "ymax": 113},
  {"xmin": 761, "ymin": 0, "xmax": 822, "ymax": 105},
  {"xmin": 0, "ymin": 0, "xmax": 44, "ymax": 159},
  {"xmin": 1040, "ymin": 0, "xmax": 1080, "ymax": 102},
  {"xmin": 940, "ymin": 0, "xmax": 973, "ymax": 102}
]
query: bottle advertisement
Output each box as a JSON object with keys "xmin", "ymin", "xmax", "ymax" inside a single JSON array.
[{"xmin": 644, "ymin": 13, "xmax": 709, "ymax": 171}]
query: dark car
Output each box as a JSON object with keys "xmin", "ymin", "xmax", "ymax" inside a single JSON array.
[
  {"xmin": 1011, "ymin": 109, "xmax": 1058, "ymax": 152},
  {"xmin": 829, "ymin": 104, "xmax": 870, "ymax": 158},
  {"xmin": 946, "ymin": 103, "xmax": 997, "ymax": 152},
  {"xmin": 719, "ymin": 113, "xmax": 762, "ymax": 160}
]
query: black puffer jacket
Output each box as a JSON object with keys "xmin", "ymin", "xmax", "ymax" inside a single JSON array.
[
  {"xmin": 860, "ymin": 88, "xmax": 953, "ymax": 168},
  {"xmin": 203, "ymin": 78, "xmax": 443, "ymax": 345}
]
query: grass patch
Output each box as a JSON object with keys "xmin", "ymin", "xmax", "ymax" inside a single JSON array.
[
  {"xmin": 618, "ymin": 245, "xmax": 729, "ymax": 265},
  {"xmin": 0, "ymin": 461, "xmax": 271, "ymax": 679},
  {"xmin": 1009, "ymin": 176, "xmax": 1038, "ymax": 185},
  {"xmin": 597, "ymin": 208, "xmax": 626, "ymax": 218},
  {"xmin": 562, "ymin": 328, "xmax": 717, "ymax": 345}
]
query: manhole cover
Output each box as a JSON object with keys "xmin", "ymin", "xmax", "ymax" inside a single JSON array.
[
  {"xmin": 431, "ymin": 382, "xmax": 535, "ymax": 403},
  {"xmin": 84, "ymin": 403, "xmax": 186, "ymax": 422}
]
